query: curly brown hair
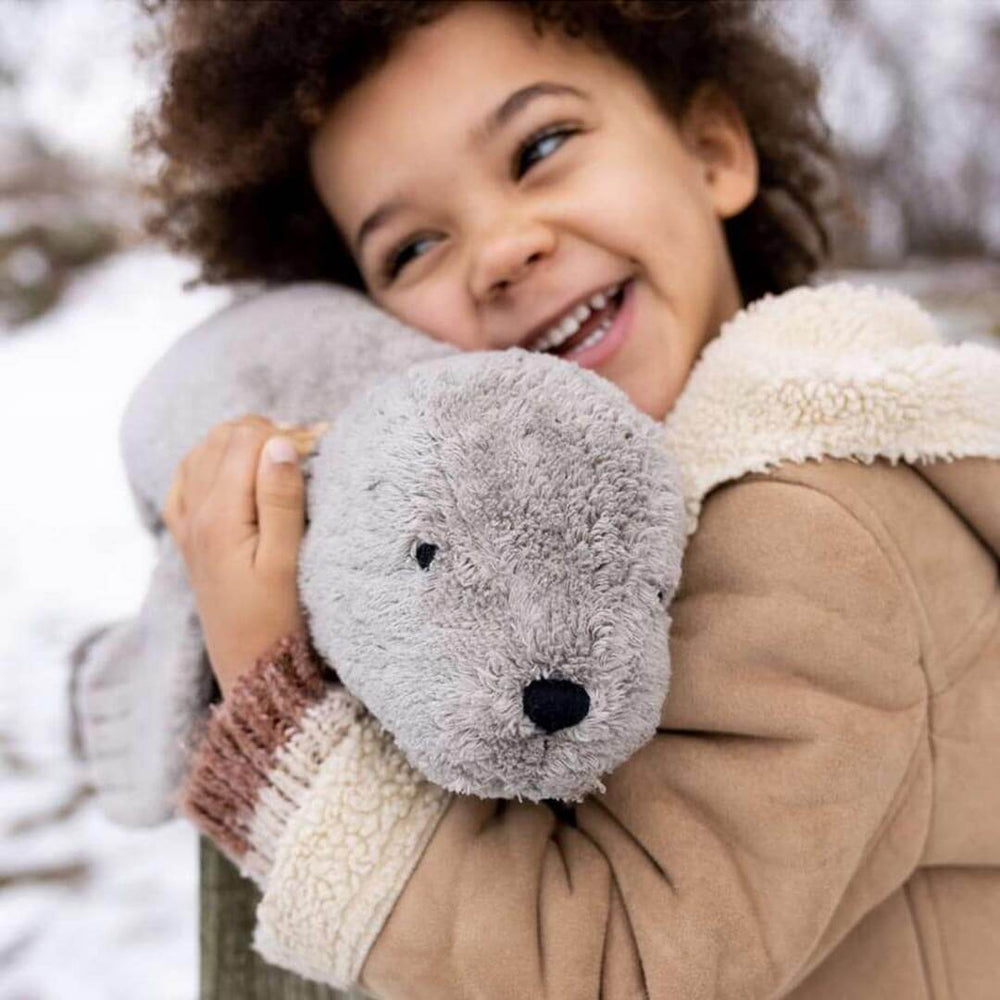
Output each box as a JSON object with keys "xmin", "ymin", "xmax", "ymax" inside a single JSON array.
[{"xmin": 137, "ymin": 0, "xmax": 841, "ymax": 303}]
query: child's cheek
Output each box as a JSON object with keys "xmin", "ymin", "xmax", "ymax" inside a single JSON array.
[
  {"xmin": 383, "ymin": 277, "xmax": 480, "ymax": 351},
  {"xmin": 564, "ymin": 152, "xmax": 705, "ymax": 276}
]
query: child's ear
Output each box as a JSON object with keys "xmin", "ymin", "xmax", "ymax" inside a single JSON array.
[{"xmin": 679, "ymin": 83, "xmax": 759, "ymax": 220}]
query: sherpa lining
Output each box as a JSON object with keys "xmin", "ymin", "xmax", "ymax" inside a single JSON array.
[
  {"xmin": 252, "ymin": 702, "xmax": 451, "ymax": 988},
  {"xmin": 663, "ymin": 283, "xmax": 1000, "ymax": 534}
]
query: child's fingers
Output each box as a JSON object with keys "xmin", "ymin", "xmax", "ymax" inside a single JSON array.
[
  {"xmin": 183, "ymin": 419, "xmax": 268, "ymax": 551},
  {"xmin": 183, "ymin": 422, "xmax": 236, "ymax": 513},
  {"xmin": 254, "ymin": 435, "xmax": 306, "ymax": 573},
  {"xmin": 208, "ymin": 422, "xmax": 271, "ymax": 530},
  {"xmin": 166, "ymin": 415, "xmax": 319, "ymax": 556}
]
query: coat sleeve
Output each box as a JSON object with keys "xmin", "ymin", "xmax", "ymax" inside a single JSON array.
[{"xmin": 181, "ymin": 471, "xmax": 932, "ymax": 999}]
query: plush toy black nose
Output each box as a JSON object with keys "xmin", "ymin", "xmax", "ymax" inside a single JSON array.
[{"xmin": 523, "ymin": 678, "xmax": 590, "ymax": 733}]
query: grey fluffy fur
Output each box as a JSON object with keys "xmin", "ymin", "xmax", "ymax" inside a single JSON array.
[{"xmin": 75, "ymin": 283, "xmax": 685, "ymax": 824}]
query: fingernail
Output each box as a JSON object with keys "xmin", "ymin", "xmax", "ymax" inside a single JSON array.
[{"xmin": 264, "ymin": 436, "xmax": 298, "ymax": 465}]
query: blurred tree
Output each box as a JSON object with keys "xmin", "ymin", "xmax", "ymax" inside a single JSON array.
[
  {"xmin": 813, "ymin": 0, "xmax": 999, "ymax": 265},
  {"xmin": 0, "ymin": 0, "xmax": 121, "ymax": 331},
  {"xmin": 0, "ymin": 128, "xmax": 119, "ymax": 330}
]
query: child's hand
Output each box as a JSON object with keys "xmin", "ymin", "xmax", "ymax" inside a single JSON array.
[{"xmin": 162, "ymin": 415, "xmax": 325, "ymax": 698}]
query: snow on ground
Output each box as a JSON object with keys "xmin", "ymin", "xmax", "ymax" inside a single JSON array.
[{"xmin": 0, "ymin": 250, "xmax": 229, "ymax": 1000}]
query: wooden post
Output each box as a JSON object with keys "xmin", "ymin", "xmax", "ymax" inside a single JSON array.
[{"xmin": 199, "ymin": 837, "xmax": 372, "ymax": 999}]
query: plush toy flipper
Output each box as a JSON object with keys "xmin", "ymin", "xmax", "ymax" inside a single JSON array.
[{"xmin": 76, "ymin": 533, "xmax": 213, "ymax": 826}]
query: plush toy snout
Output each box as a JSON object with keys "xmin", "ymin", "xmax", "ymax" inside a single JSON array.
[
  {"xmin": 415, "ymin": 539, "xmax": 595, "ymax": 733},
  {"xmin": 522, "ymin": 678, "xmax": 591, "ymax": 733}
]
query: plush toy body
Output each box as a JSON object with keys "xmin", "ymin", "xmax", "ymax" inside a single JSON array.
[{"xmin": 76, "ymin": 283, "xmax": 685, "ymax": 823}]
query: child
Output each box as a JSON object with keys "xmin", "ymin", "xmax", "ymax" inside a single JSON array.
[{"xmin": 147, "ymin": 2, "xmax": 1000, "ymax": 997}]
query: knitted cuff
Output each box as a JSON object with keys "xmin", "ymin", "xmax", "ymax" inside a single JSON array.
[{"xmin": 179, "ymin": 633, "xmax": 360, "ymax": 883}]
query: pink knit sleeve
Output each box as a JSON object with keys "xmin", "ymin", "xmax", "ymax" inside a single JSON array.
[{"xmin": 179, "ymin": 633, "xmax": 362, "ymax": 881}]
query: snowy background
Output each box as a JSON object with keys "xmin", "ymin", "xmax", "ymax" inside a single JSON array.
[
  {"xmin": 0, "ymin": 1, "xmax": 997, "ymax": 998},
  {"xmin": 1, "ymin": 6, "xmax": 228, "ymax": 997}
]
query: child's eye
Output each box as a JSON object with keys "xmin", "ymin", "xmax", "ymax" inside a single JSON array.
[
  {"xmin": 513, "ymin": 124, "xmax": 580, "ymax": 181},
  {"xmin": 384, "ymin": 233, "xmax": 439, "ymax": 281}
]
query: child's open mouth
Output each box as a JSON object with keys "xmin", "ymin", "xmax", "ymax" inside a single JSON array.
[
  {"xmin": 526, "ymin": 279, "xmax": 634, "ymax": 370},
  {"xmin": 546, "ymin": 284, "xmax": 625, "ymax": 357}
]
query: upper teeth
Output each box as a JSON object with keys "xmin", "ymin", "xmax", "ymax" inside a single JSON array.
[{"xmin": 528, "ymin": 282, "xmax": 623, "ymax": 352}]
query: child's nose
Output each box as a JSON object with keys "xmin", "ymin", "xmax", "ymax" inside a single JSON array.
[
  {"xmin": 470, "ymin": 221, "xmax": 555, "ymax": 302},
  {"xmin": 523, "ymin": 677, "xmax": 590, "ymax": 733},
  {"xmin": 490, "ymin": 250, "xmax": 543, "ymax": 296}
]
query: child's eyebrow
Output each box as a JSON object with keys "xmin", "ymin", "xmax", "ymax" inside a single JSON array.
[
  {"xmin": 481, "ymin": 81, "xmax": 590, "ymax": 140},
  {"xmin": 353, "ymin": 80, "xmax": 590, "ymax": 258}
]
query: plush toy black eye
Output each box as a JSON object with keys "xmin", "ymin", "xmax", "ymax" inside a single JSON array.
[
  {"xmin": 657, "ymin": 589, "xmax": 664, "ymax": 602},
  {"xmin": 413, "ymin": 541, "xmax": 438, "ymax": 570}
]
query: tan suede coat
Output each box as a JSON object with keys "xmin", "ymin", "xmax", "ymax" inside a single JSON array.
[
  {"xmin": 360, "ymin": 454, "xmax": 999, "ymax": 999},
  {"xmin": 180, "ymin": 284, "xmax": 1000, "ymax": 999}
]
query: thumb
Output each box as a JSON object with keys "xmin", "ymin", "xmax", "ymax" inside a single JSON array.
[{"xmin": 255, "ymin": 436, "xmax": 306, "ymax": 571}]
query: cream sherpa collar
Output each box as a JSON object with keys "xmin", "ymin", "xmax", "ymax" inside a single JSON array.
[{"xmin": 662, "ymin": 282, "xmax": 1000, "ymax": 535}]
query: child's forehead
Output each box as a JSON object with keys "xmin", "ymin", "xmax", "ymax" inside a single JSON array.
[{"xmin": 327, "ymin": 3, "xmax": 627, "ymax": 129}]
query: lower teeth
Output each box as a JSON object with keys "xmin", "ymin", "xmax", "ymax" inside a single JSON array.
[{"xmin": 566, "ymin": 317, "xmax": 612, "ymax": 356}]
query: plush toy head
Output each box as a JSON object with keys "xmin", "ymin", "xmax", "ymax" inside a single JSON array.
[
  {"xmin": 95, "ymin": 283, "xmax": 683, "ymax": 813},
  {"xmin": 303, "ymin": 348, "xmax": 684, "ymax": 802}
]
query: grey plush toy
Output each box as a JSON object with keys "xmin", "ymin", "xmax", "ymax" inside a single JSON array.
[{"xmin": 76, "ymin": 282, "xmax": 685, "ymax": 825}]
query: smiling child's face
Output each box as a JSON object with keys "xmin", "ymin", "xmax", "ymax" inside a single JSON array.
[{"xmin": 309, "ymin": 1, "xmax": 759, "ymax": 421}]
